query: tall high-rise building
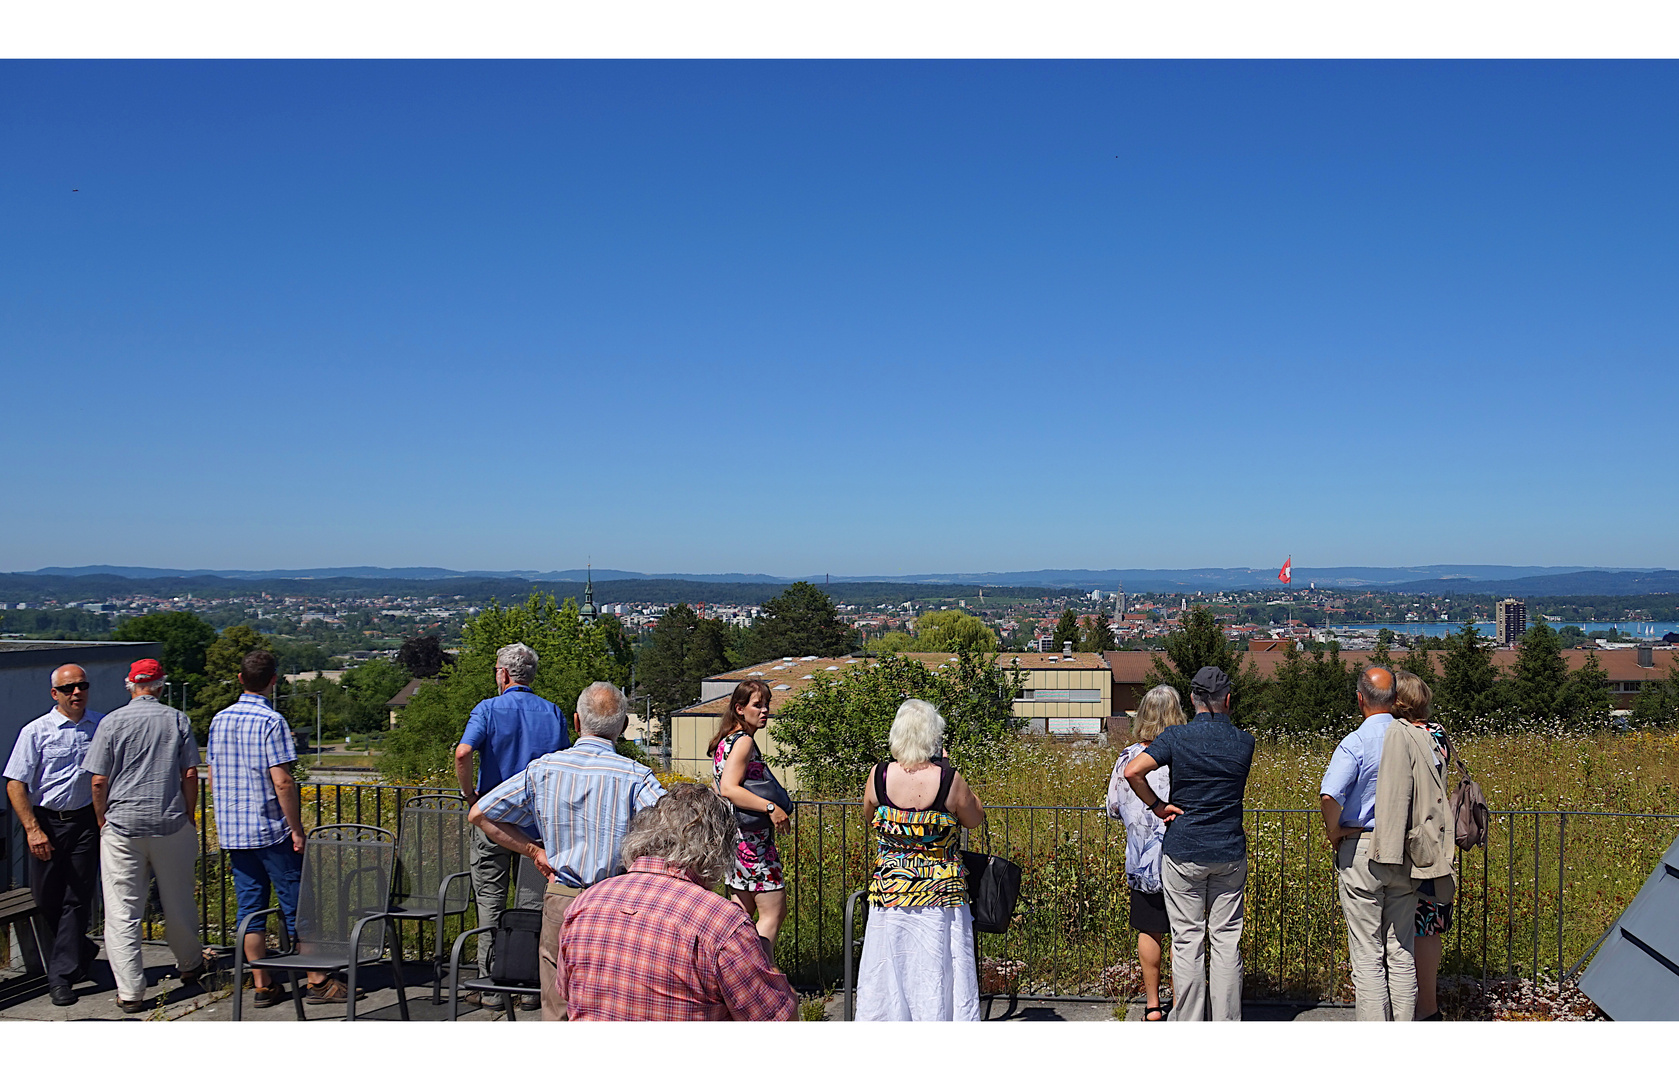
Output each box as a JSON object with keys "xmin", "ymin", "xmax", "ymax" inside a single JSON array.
[
  {"xmin": 1114, "ymin": 586, "xmax": 1126, "ymax": 618},
  {"xmin": 1496, "ymin": 598, "xmax": 1527, "ymax": 647}
]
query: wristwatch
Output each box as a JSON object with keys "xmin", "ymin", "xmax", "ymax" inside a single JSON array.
[{"xmin": 764, "ymin": 802, "xmax": 775, "ymax": 815}]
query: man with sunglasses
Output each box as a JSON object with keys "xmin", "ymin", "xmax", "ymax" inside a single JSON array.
[{"xmin": 4, "ymin": 664, "xmax": 106, "ymax": 1006}]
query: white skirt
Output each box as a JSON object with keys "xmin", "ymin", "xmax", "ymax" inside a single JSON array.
[{"xmin": 855, "ymin": 902, "xmax": 982, "ymax": 1021}]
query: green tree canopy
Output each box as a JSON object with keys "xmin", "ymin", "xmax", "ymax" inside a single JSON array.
[
  {"xmin": 381, "ymin": 592, "xmax": 627, "ymax": 783},
  {"xmin": 398, "ymin": 635, "xmax": 451, "ymax": 679},
  {"xmin": 1436, "ymin": 620, "xmax": 1503, "ymax": 724},
  {"xmin": 1147, "ymin": 607, "xmax": 1259, "ymax": 724},
  {"xmin": 742, "ymin": 582, "xmax": 858, "ymax": 663},
  {"xmin": 770, "ymin": 647, "xmax": 1026, "ymax": 796},
  {"xmin": 869, "ymin": 610, "xmax": 996, "ymax": 655},
  {"xmin": 191, "ymin": 624, "xmax": 275, "ymax": 737},
  {"xmin": 1079, "ymin": 614, "xmax": 1116, "ymax": 653},
  {"xmin": 1556, "ymin": 652, "xmax": 1614, "ymax": 729},
  {"xmin": 1052, "ymin": 609, "xmax": 1080, "ymax": 650},
  {"xmin": 1255, "ymin": 642, "xmax": 1359, "ymax": 736},
  {"xmin": 637, "ymin": 603, "xmax": 735, "ymax": 725},
  {"xmin": 114, "ymin": 611, "xmax": 216, "ymax": 690},
  {"xmin": 1510, "ymin": 623, "xmax": 1569, "ymax": 723},
  {"xmin": 1370, "ymin": 627, "xmax": 1395, "ymax": 668}
]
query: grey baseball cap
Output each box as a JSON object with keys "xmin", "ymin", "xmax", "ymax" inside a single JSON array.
[{"xmin": 1190, "ymin": 666, "xmax": 1231, "ymax": 699}]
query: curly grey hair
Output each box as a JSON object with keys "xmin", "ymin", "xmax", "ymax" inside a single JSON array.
[
  {"xmin": 496, "ymin": 642, "xmax": 538, "ymax": 684},
  {"xmin": 619, "ymin": 784, "xmax": 735, "ymax": 886}
]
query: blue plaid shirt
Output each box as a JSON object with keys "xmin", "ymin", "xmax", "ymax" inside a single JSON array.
[
  {"xmin": 208, "ymin": 693, "xmax": 298, "ymax": 850},
  {"xmin": 476, "ymin": 736, "xmax": 666, "ymax": 888}
]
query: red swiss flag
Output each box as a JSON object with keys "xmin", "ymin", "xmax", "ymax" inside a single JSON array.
[{"xmin": 1278, "ymin": 557, "xmax": 1292, "ymax": 585}]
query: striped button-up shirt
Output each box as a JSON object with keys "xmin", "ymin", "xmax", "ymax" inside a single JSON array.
[
  {"xmin": 476, "ymin": 736, "xmax": 665, "ymax": 888},
  {"xmin": 3, "ymin": 707, "xmax": 104, "ymax": 811},
  {"xmin": 559, "ymin": 857, "xmax": 798, "ymax": 1021},
  {"xmin": 208, "ymin": 693, "xmax": 298, "ymax": 849}
]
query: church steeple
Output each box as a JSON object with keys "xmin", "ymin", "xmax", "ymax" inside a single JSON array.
[{"xmin": 580, "ymin": 562, "xmax": 599, "ymax": 623}]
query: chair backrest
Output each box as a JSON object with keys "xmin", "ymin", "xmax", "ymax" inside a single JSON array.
[
  {"xmin": 391, "ymin": 794, "xmax": 473, "ymax": 907},
  {"xmin": 295, "ymin": 824, "xmax": 397, "ymax": 964},
  {"xmin": 512, "ymin": 853, "xmax": 548, "ymax": 911}
]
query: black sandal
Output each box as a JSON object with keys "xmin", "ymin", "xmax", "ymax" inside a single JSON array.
[{"xmin": 1144, "ymin": 1007, "xmax": 1166, "ymax": 1021}]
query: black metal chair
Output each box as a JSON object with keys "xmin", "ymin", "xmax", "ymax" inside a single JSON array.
[
  {"xmin": 232, "ymin": 824, "xmax": 408, "ymax": 1021},
  {"xmin": 444, "ymin": 854, "xmax": 547, "ymax": 1020},
  {"xmin": 385, "ymin": 794, "xmax": 475, "ymax": 1004}
]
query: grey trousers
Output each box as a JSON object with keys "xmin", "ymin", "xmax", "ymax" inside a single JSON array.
[
  {"xmin": 1162, "ymin": 853, "xmax": 1246, "ymax": 1021},
  {"xmin": 100, "ymin": 825, "xmax": 202, "ymax": 1003},
  {"xmin": 469, "ymin": 826, "xmax": 511, "ymax": 971},
  {"xmin": 1336, "ymin": 833, "xmax": 1417, "ymax": 1022}
]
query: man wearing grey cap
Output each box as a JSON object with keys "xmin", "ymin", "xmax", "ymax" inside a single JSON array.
[{"xmin": 1122, "ymin": 665, "xmax": 1255, "ymax": 1020}]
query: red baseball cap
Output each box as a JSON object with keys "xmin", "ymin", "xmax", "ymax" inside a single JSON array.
[{"xmin": 128, "ymin": 658, "xmax": 165, "ymax": 682}]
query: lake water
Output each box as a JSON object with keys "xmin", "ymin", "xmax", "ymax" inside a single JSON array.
[{"xmin": 1323, "ymin": 622, "xmax": 1679, "ymax": 640}]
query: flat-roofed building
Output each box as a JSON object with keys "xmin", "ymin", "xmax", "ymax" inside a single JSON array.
[
  {"xmin": 1496, "ymin": 599, "xmax": 1528, "ymax": 648},
  {"xmin": 668, "ymin": 651, "xmax": 1114, "ymax": 792}
]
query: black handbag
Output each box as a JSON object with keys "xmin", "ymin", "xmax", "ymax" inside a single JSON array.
[
  {"xmin": 722, "ymin": 740, "xmax": 794, "ymax": 830},
  {"xmin": 962, "ymin": 822, "xmax": 1022, "ymax": 934},
  {"xmin": 488, "ymin": 908, "xmax": 543, "ymax": 985}
]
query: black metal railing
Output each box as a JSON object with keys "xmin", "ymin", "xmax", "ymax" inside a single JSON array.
[{"xmin": 127, "ymin": 782, "xmax": 1678, "ymax": 1003}]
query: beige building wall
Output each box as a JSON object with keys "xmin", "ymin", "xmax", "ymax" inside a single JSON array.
[
  {"xmin": 1012, "ymin": 666, "xmax": 1111, "ymax": 734},
  {"xmin": 668, "ymin": 711, "xmax": 801, "ymax": 793}
]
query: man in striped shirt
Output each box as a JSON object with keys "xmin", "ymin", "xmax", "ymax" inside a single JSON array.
[
  {"xmin": 558, "ymin": 783, "xmax": 797, "ymax": 1021},
  {"xmin": 468, "ymin": 681, "xmax": 665, "ymax": 1021}
]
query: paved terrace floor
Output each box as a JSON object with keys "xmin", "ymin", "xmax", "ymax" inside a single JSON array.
[{"xmin": 3, "ymin": 939, "xmax": 1352, "ymax": 1021}]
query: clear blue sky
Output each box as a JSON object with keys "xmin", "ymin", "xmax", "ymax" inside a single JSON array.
[{"xmin": 4, "ymin": 61, "xmax": 1676, "ymax": 576}]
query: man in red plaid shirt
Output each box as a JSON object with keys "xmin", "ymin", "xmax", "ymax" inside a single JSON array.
[{"xmin": 558, "ymin": 784, "xmax": 798, "ymax": 1021}]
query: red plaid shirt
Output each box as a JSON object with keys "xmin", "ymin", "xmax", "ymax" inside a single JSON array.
[{"xmin": 558, "ymin": 857, "xmax": 797, "ymax": 1021}]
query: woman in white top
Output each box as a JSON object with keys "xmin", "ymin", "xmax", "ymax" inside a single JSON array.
[{"xmin": 1105, "ymin": 684, "xmax": 1188, "ymax": 1020}]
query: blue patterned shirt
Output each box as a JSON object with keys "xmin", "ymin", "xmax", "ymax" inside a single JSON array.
[
  {"xmin": 476, "ymin": 736, "xmax": 666, "ymax": 888},
  {"xmin": 3, "ymin": 707, "xmax": 104, "ymax": 811},
  {"xmin": 208, "ymin": 693, "xmax": 298, "ymax": 849}
]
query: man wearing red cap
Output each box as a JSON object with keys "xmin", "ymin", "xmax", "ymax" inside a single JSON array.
[{"xmin": 84, "ymin": 658, "xmax": 205, "ymax": 1013}]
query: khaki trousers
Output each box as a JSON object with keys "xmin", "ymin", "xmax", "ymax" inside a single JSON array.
[
  {"xmin": 1161, "ymin": 854, "xmax": 1246, "ymax": 1021},
  {"xmin": 538, "ymin": 883, "xmax": 582, "ymax": 1021},
  {"xmin": 1336, "ymin": 833, "xmax": 1418, "ymax": 1022},
  {"xmin": 99, "ymin": 825, "xmax": 202, "ymax": 1003}
]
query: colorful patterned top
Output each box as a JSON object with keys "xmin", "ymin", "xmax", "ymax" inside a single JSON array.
[{"xmin": 867, "ymin": 762, "xmax": 968, "ymax": 909}]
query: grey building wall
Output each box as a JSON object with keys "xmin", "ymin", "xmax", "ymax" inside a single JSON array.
[{"xmin": 1, "ymin": 641, "xmax": 161, "ymax": 891}]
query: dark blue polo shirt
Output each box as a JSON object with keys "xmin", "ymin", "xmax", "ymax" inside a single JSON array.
[{"xmin": 1146, "ymin": 711, "xmax": 1255, "ymax": 864}]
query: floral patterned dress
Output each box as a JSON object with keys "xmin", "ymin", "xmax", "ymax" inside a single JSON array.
[
  {"xmin": 1415, "ymin": 721, "xmax": 1454, "ymax": 938},
  {"xmin": 713, "ymin": 731, "xmax": 785, "ymax": 893}
]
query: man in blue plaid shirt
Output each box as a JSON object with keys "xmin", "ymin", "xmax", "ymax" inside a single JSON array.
[{"xmin": 208, "ymin": 650, "xmax": 344, "ymax": 1007}]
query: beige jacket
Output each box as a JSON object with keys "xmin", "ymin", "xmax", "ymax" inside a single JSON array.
[{"xmin": 1372, "ymin": 718, "xmax": 1456, "ymax": 894}]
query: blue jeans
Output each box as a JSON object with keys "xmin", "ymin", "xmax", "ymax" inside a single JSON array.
[{"xmin": 229, "ymin": 838, "xmax": 303, "ymax": 943}]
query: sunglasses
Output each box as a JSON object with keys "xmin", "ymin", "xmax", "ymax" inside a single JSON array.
[{"xmin": 54, "ymin": 681, "xmax": 91, "ymax": 694}]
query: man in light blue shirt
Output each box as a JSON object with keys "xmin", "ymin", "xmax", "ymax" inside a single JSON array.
[
  {"xmin": 469, "ymin": 681, "xmax": 665, "ymax": 1021},
  {"xmin": 1319, "ymin": 665, "xmax": 1416, "ymax": 1021},
  {"xmin": 3, "ymin": 664, "xmax": 104, "ymax": 1006}
]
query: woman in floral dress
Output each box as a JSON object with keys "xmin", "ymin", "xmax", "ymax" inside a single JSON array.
[{"xmin": 711, "ymin": 678, "xmax": 790, "ymax": 948}]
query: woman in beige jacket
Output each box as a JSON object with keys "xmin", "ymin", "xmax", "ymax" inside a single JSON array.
[{"xmin": 1377, "ymin": 671, "xmax": 1456, "ymax": 1020}]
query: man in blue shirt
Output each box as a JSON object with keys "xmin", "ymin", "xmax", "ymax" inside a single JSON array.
[
  {"xmin": 1320, "ymin": 664, "xmax": 1417, "ymax": 1022},
  {"xmin": 1123, "ymin": 665, "xmax": 1255, "ymax": 1021},
  {"xmin": 3, "ymin": 664, "xmax": 104, "ymax": 1006},
  {"xmin": 454, "ymin": 642, "xmax": 569, "ymax": 1009}
]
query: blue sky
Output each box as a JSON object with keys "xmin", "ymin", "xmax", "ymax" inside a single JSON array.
[{"xmin": 4, "ymin": 61, "xmax": 1676, "ymax": 576}]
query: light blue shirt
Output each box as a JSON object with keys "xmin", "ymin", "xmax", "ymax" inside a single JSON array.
[
  {"xmin": 3, "ymin": 707, "xmax": 104, "ymax": 811},
  {"xmin": 1320, "ymin": 712, "xmax": 1396, "ymax": 829},
  {"xmin": 476, "ymin": 736, "xmax": 665, "ymax": 889}
]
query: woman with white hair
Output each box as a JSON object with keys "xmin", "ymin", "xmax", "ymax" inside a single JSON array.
[
  {"xmin": 855, "ymin": 698, "xmax": 986, "ymax": 1021},
  {"xmin": 1104, "ymin": 683, "xmax": 1189, "ymax": 1020}
]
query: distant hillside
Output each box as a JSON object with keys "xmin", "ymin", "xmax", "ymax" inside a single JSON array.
[
  {"xmin": 28, "ymin": 563, "xmax": 1657, "ymax": 591},
  {"xmin": 1385, "ymin": 569, "xmax": 1679, "ymax": 597},
  {"xmin": 0, "ymin": 573, "xmax": 1075, "ymax": 607}
]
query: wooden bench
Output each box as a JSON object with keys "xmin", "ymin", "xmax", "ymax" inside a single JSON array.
[{"xmin": 0, "ymin": 887, "xmax": 51, "ymax": 1002}]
